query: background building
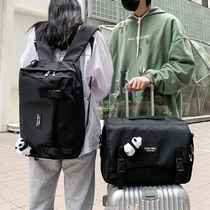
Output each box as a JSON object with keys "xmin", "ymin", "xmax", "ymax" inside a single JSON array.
[{"xmin": 0, "ymin": 0, "xmax": 210, "ymax": 132}]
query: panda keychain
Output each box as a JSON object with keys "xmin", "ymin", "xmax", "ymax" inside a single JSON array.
[{"xmin": 124, "ymin": 136, "xmax": 142, "ymax": 156}]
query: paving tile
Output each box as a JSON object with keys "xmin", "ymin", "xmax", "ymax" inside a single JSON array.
[
  {"xmin": 190, "ymin": 187, "xmax": 210, "ymax": 197},
  {"xmin": 1, "ymin": 192, "xmax": 25, "ymax": 202},
  {"xmin": 54, "ymin": 196, "xmax": 66, "ymax": 206},
  {"xmin": 202, "ymin": 197, "xmax": 210, "ymax": 206},
  {"xmin": 0, "ymin": 186, "xmax": 21, "ymax": 196},
  {"xmin": 191, "ymin": 202, "xmax": 209, "ymax": 210},
  {"xmin": 10, "ymin": 197, "xmax": 27, "ymax": 207},
  {"xmin": 55, "ymin": 187, "xmax": 64, "ymax": 197},
  {"xmin": 93, "ymin": 201, "xmax": 105, "ymax": 210},
  {"xmin": 0, "ymin": 202, "xmax": 17, "ymax": 210},
  {"xmin": 0, "ymin": 196, "xmax": 7, "ymax": 204},
  {"xmin": 0, "ymin": 172, "xmax": 8, "ymax": 179},
  {"xmin": 203, "ymin": 183, "xmax": 210, "ymax": 190},
  {"xmin": 0, "ymin": 176, "xmax": 16, "ymax": 184},
  {"xmin": 54, "ymin": 203, "xmax": 66, "ymax": 210},
  {"xmin": 188, "ymin": 192, "xmax": 209, "ymax": 203}
]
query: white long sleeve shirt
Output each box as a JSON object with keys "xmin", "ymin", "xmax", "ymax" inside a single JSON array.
[{"xmin": 20, "ymin": 28, "xmax": 113, "ymax": 157}]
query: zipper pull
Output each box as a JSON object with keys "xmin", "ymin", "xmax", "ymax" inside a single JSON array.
[
  {"xmin": 189, "ymin": 144, "xmax": 194, "ymax": 162},
  {"xmin": 45, "ymin": 71, "xmax": 50, "ymax": 77}
]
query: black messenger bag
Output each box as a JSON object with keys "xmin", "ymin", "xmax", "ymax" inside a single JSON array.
[{"xmin": 100, "ymin": 84, "xmax": 194, "ymax": 188}]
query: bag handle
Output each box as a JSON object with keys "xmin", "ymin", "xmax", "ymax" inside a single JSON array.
[
  {"xmin": 128, "ymin": 116, "xmax": 165, "ymax": 121},
  {"xmin": 125, "ymin": 83, "xmax": 155, "ymax": 117}
]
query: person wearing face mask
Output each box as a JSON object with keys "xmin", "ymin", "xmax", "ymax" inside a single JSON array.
[{"xmin": 101, "ymin": 0, "xmax": 195, "ymax": 118}]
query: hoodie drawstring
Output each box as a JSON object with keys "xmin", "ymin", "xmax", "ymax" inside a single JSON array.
[{"xmin": 133, "ymin": 11, "xmax": 149, "ymax": 58}]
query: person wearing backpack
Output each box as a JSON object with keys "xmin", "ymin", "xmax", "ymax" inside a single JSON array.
[{"xmin": 15, "ymin": 0, "xmax": 113, "ymax": 209}]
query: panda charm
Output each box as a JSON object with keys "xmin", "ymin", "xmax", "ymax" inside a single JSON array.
[
  {"xmin": 124, "ymin": 137, "xmax": 142, "ymax": 156},
  {"xmin": 15, "ymin": 137, "xmax": 32, "ymax": 156}
]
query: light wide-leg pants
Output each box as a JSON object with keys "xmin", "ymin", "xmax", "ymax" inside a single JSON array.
[{"xmin": 27, "ymin": 150, "xmax": 96, "ymax": 210}]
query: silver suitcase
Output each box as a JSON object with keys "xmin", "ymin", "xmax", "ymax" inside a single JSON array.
[{"xmin": 104, "ymin": 184, "xmax": 190, "ymax": 210}]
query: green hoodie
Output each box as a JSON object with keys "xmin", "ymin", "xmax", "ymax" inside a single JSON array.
[{"xmin": 103, "ymin": 7, "xmax": 195, "ymax": 118}]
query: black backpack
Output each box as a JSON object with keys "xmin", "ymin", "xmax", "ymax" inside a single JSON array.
[{"xmin": 19, "ymin": 23, "xmax": 98, "ymax": 159}]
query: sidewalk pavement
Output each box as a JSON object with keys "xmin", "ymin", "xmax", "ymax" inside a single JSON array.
[{"xmin": 0, "ymin": 121, "xmax": 210, "ymax": 210}]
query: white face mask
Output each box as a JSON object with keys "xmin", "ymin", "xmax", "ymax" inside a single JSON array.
[{"xmin": 121, "ymin": 0, "xmax": 140, "ymax": 11}]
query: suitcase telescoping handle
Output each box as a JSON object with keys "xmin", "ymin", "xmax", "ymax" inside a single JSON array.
[{"xmin": 125, "ymin": 83, "xmax": 155, "ymax": 117}]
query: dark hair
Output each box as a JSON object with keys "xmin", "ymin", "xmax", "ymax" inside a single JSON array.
[
  {"xmin": 33, "ymin": 0, "xmax": 84, "ymax": 50},
  {"xmin": 146, "ymin": 0, "xmax": 152, "ymax": 6}
]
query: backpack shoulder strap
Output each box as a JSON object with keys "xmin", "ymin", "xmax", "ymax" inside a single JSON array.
[
  {"xmin": 63, "ymin": 23, "xmax": 98, "ymax": 62},
  {"xmin": 34, "ymin": 26, "xmax": 54, "ymax": 61}
]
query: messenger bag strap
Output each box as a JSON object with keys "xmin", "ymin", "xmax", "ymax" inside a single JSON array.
[
  {"xmin": 175, "ymin": 149, "xmax": 184, "ymax": 183},
  {"xmin": 117, "ymin": 146, "xmax": 126, "ymax": 189}
]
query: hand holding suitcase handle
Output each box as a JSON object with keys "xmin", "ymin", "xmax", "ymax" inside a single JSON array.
[{"xmin": 125, "ymin": 83, "xmax": 155, "ymax": 117}]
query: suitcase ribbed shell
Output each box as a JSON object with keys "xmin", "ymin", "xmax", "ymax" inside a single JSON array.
[{"xmin": 106, "ymin": 184, "xmax": 190, "ymax": 210}]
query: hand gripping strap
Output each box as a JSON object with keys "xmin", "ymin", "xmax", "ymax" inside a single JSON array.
[{"xmin": 63, "ymin": 23, "xmax": 98, "ymax": 63}]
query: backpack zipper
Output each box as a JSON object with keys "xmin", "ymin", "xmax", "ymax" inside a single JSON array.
[
  {"xmin": 45, "ymin": 70, "xmax": 57, "ymax": 149},
  {"xmin": 45, "ymin": 71, "xmax": 50, "ymax": 77},
  {"xmin": 45, "ymin": 71, "xmax": 56, "ymax": 77},
  {"xmin": 51, "ymin": 99, "xmax": 58, "ymax": 148}
]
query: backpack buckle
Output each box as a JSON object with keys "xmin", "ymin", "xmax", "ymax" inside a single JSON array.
[
  {"xmin": 176, "ymin": 158, "xmax": 184, "ymax": 174},
  {"xmin": 48, "ymin": 90, "xmax": 62, "ymax": 98},
  {"xmin": 45, "ymin": 147, "xmax": 59, "ymax": 156},
  {"xmin": 117, "ymin": 158, "xmax": 126, "ymax": 175}
]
